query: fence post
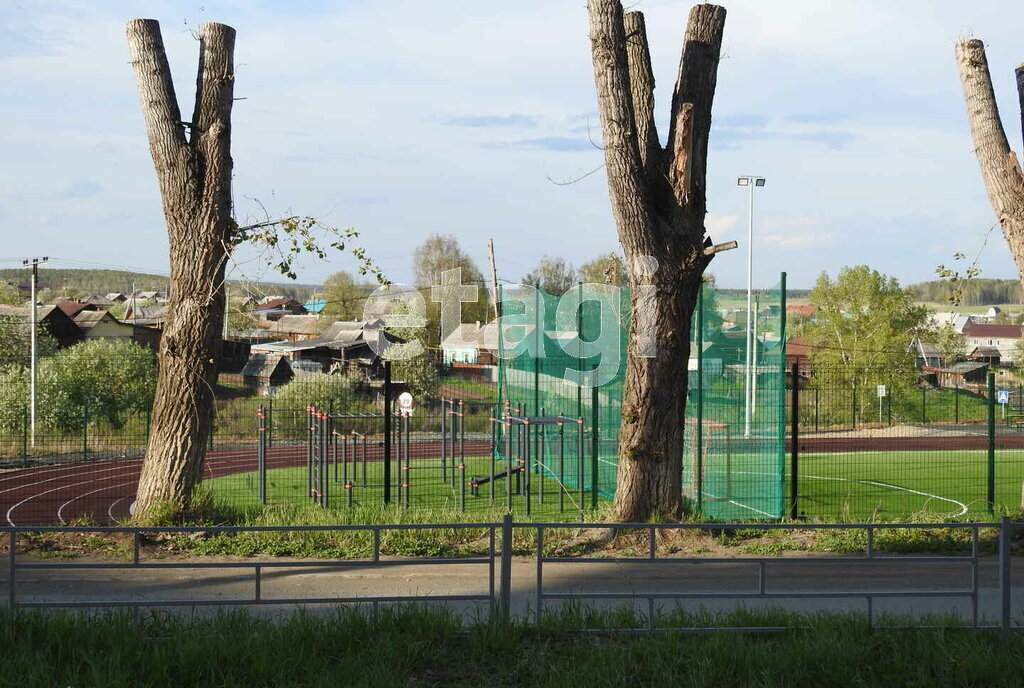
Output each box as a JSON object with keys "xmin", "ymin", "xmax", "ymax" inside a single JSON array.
[
  {"xmin": 257, "ymin": 404, "xmax": 267, "ymax": 504},
  {"xmin": 695, "ymin": 280, "xmax": 704, "ymax": 512},
  {"xmin": 21, "ymin": 407, "xmax": 28, "ymax": 468},
  {"xmin": 500, "ymin": 513, "xmax": 513, "ymax": 620},
  {"xmin": 999, "ymin": 516, "xmax": 1013, "ymax": 640},
  {"xmin": 790, "ymin": 363, "xmax": 799, "ymax": 519},
  {"xmin": 81, "ymin": 404, "xmax": 88, "ymax": 461},
  {"xmin": 591, "ymin": 383, "xmax": 599, "ymax": 510},
  {"xmin": 852, "ymin": 383, "xmax": 857, "ymax": 429},
  {"xmin": 383, "ymin": 361, "xmax": 392, "ymax": 506},
  {"xmin": 921, "ymin": 388, "xmax": 926, "ymax": 424},
  {"xmin": 988, "ymin": 372, "xmax": 997, "ymax": 513},
  {"xmin": 955, "ymin": 387, "xmax": 960, "ymax": 424}
]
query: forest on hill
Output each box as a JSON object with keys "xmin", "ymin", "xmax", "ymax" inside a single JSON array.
[
  {"xmin": 0, "ymin": 268, "xmax": 318, "ymax": 301},
  {"xmin": 906, "ymin": 278, "xmax": 1023, "ymax": 306}
]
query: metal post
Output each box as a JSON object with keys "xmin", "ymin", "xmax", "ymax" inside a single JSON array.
[
  {"xmin": 921, "ymin": 388, "xmax": 926, "ymax": 424},
  {"xmin": 790, "ymin": 363, "xmax": 799, "ymax": 520},
  {"xmin": 695, "ymin": 280, "xmax": 704, "ymax": 512},
  {"xmin": 955, "ymin": 387, "xmax": 960, "ymax": 424},
  {"xmin": 558, "ymin": 420, "xmax": 565, "ymax": 513},
  {"xmin": 441, "ymin": 396, "xmax": 448, "ymax": 484},
  {"xmin": 383, "ymin": 361, "xmax": 392, "ymax": 505},
  {"xmin": 21, "ymin": 408, "xmax": 28, "ymax": 468},
  {"xmin": 591, "ymin": 383, "xmax": 599, "ymax": 509},
  {"xmin": 257, "ymin": 404, "xmax": 267, "ymax": 504},
  {"xmin": 744, "ymin": 181, "xmax": 754, "ymax": 438},
  {"xmin": 999, "ymin": 516, "xmax": 1012, "ymax": 639},
  {"xmin": 81, "ymin": 404, "xmax": 88, "ymax": 461},
  {"xmin": 24, "ymin": 256, "xmax": 47, "ymax": 448},
  {"xmin": 852, "ymin": 384, "xmax": 857, "ymax": 430},
  {"xmin": 500, "ymin": 514, "xmax": 513, "ymax": 620},
  {"xmin": 459, "ymin": 401, "xmax": 466, "ymax": 512},
  {"xmin": 988, "ymin": 372, "xmax": 997, "ymax": 513}
]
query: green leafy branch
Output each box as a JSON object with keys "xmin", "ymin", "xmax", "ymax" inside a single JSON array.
[
  {"xmin": 935, "ymin": 222, "xmax": 998, "ymax": 306},
  {"xmin": 230, "ymin": 216, "xmax": 389, "ymax": 285}
]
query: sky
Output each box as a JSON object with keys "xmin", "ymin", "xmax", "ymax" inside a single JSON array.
[{"xmin": 2, "ymin": 0, "xmax": 1024, "ymax": 291}]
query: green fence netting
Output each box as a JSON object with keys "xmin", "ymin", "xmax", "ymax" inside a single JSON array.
[{"xmin": 494, "ymin": 278, "xmax": 787, "ymax": 519}]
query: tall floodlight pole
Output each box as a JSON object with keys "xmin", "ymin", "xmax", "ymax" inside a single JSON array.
[
  {"xmin": 23, "ymin": 256, "xmax": 48, "ymax": 447},
  {"xmin": 737, "ymin": 177, "xmax": 765, "ymax": 437}
]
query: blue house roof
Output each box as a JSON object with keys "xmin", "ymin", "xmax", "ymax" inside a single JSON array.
[{"xmin": 304, "ymin": 298, "xmax": 327, "ymax": 313}]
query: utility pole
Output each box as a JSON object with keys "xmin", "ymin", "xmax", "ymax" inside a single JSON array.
[
  {"xmin": 487, "ymin": 238, "xmax": 499, "ymax": 322},
  {"xmin": 23, "ymin": 256, "xmax": 48, "ymax": 447}
]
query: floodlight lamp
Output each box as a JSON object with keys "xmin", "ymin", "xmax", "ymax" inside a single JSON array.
[
  {"xmin": 737, "ymin": 177, "xmax": 749, "ymax": 186},
  {"xmin": 755, "ymin": 178, "xmax": 766, "ymax": 187}
]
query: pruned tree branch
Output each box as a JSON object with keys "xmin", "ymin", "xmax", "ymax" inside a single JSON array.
[
  {"xmin": 956, "ymin": 38, "xmax": 1024, "ymax": 292},
  {"xmin": 623, "ymin": 12, "xmax": 661, "ymax": 176}
]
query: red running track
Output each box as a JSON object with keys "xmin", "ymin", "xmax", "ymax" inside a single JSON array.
[{"xmin": 1, "ymin": 440, "xmax": 493, "ymax": 526}]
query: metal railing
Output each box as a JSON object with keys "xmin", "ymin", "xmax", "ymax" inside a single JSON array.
[
  {"xmin": 1, "ymin": 517, "xmax": 1018, "ymax": 635},
  {"xmin": 526, "ymin": 517, "xmax": 1017, "ymax": 635},
  {"xmin": 4, "ymin": 522, "xmax": 500, "ymax": 614}
]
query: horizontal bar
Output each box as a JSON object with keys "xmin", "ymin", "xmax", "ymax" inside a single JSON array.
[
  {"xmin": 15, "ymin": 594, "xmax": 493, "ymax": 609},
  {"xmin": 538, "ymin": 555, "xmax": 977, "ymax": 565},
  {"xmin": 541, "ymin": 591, "xmax": 975, "ymax": 600},
  {"xmin": 2, "ymin": 523, "xmax": 501, "ymax": 534},
  {"xmin": 15, "ymin": 557, "xmax": 493, "ymax": 571},
  {"xmin": 521, "ymin": 522, "xmax": 1002, "ymax": 530}
]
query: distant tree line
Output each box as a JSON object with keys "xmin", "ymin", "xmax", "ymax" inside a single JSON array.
[
  {"xmin": 906, "ymin": 278, "xmax": 1023, "ymax": 306},
  {"xmin": 0, "ymin": 268, "xmax": 316, "ymax": 303}
]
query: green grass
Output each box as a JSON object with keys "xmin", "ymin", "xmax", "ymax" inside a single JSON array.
[
  {"xmin": 2, "ymin": 606, "xmax": 1023, "ymax": 687},
  {"xmin": 204, "ymin": 454, "xmax": 610, "ymax": 521},
  {"xmin": 793, "ymin": 449, "xmax": 1024, "ymax": 520}
]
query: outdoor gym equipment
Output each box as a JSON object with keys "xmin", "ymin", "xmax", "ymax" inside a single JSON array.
[{"xmin": 485, "ymin": 405, "xmax": 587, "ymax": 517}]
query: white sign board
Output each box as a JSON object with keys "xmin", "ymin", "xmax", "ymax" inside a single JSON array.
[
  {"xmin": 398, "ymin": 392, "xmax": 414, "ymax": 416},
  {"xmin": 877, "ymin": 385, "xmax": 887, "ymax": 398},
  {"xmin": 997, "ymin": 390, "xmax": 1010, "ymax": 405}
]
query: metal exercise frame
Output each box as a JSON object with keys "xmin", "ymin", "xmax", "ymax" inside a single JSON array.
[{"xmin": 487, "ymin": 407, "xmax": 587, "ymax": 517}]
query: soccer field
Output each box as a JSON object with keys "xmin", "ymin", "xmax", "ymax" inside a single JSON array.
[{"xmin": 792, "ymin": 449, "xmax": 1024, "ymax": 519}]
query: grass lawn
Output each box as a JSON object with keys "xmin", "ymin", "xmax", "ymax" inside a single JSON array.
[
  {"xmin": 3, "ymin": 606, "xmax": 1022, "ymax": 687},
  {"xmin": 793, "ymin": 449, "xmax": 1024, "ymax": 520},
  {"xmin": 204, "ymin": 447, "xmax": 1023, "ymax": 523},
  {"xmin": 204, "ymin": 454, "xmax": 610, "ymax": 521}
]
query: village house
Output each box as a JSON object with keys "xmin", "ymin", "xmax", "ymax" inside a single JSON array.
[{"xmin": 961, "ymin": 322, "xmax": 1023, "ymax": 364}]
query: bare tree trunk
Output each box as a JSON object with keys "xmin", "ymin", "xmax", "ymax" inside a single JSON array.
[
  {"xmin": 587, "ymin": 1, "xmax": 726, "ymax": 521},
  {"xmin": 956, "ymin": 40, "xmax": 1024, "ymax": 292},
  {"xmin": 126, "ymin": 19, "xmax": 235, "ymax": 519}
]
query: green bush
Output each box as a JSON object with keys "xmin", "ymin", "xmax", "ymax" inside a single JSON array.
[
  {"xmin": 0, "ymin": 340, "xmax": 156, "ymax": 432},
  {"xmin": 269, "ymin": 373, "xmax": 368, "ymax": 412}
]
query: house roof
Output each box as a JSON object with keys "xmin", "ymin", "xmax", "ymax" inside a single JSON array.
[
  {"xmin": 105, "ymin": 293, "xmax": 126, "ymax": 301},
  {"xmin": 269, "ymin": 314, "xmax": 321, "ymax": 337},
  {"xmin": 126, "ymin": 305, "xmax": 167, "ymax": 320},
  {"xmin": 962, "ymin": 323, "xmax": 1023, "ymax": 339},
  {"xmin": 255, "ymin": 297, "xmax": 305, "ymax": 312},
  {"xmin": 241, "ymin": 353, "xmax": 292, "ymax": 379},
  {"xmin": 910, "ymin": 338, "xmax": 942, "ymax": 358},
  {"xmin": 441, "ymin": 323, "xmax": 500, "ymax": 351},
  {"xmin": 942, "ymin": 361, "xmax": 989, "ymax": 374},
  {"xmin": 54, "ymin": 300, "xmax": 92, "ymax": 319},
  {"xmin": 252, "ymin": 320, "xmax": 386, "ymax": 354},
  {"xmin": 73, "ymin": 310, "xmax": 123, "ymax": 333},
  {"xmin": 968, "ymin": 346, "xmax": 1001, "ymax": 359},
  {"xmin": 786, "ymin": 304, "xmax": 816, "ymax": 317},
  {"xmin": 304, "ymin": 298, "xmax": 327, "ymax": 313},
  {"xmin": 85, "ymin": 295, "xmax": 115, "ymax": 307}
]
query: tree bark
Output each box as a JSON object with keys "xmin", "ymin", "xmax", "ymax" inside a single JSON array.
[
  {"xmin": 127, "ymin": 19, "xmax": 235, "ymax": 518},
  {"xmin": 956, "ymin": 39, "xmax": 1024, "ymax": 293},
  {"xmin": 587, "ymin": 1, "xmax": 725, "ymax": 521}
]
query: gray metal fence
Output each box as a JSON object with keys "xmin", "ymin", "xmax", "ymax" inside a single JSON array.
[{"xmin": 2, "ymin": 517, "xmax": 1020, "ymax": 634}]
